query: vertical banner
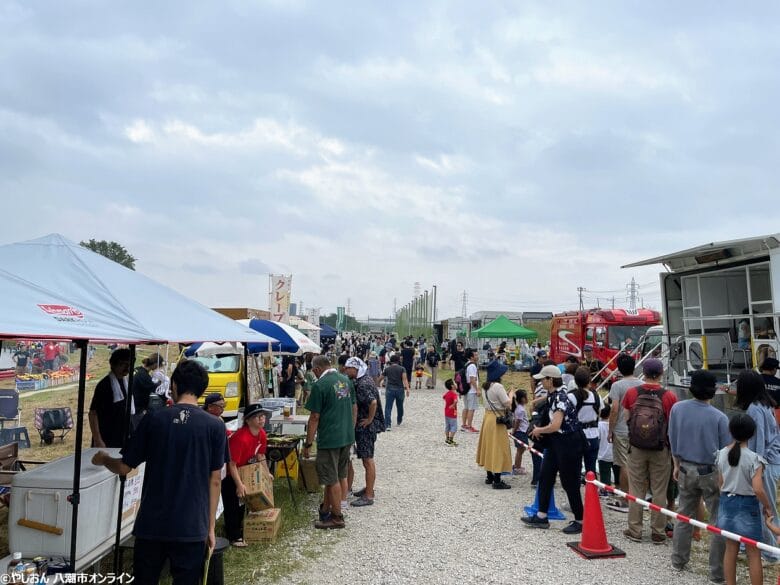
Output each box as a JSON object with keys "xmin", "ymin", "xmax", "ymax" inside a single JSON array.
[
  {"xmin": 306, "ymin": 309, "xmax": 321, "ymax": 346},
  {"xmin": 269, "ymin": 275, "xmax": 292, "ymax": 323},
  {"xmin": 336, "ymin": 306, "xmax": 346, "ymax": 332}
]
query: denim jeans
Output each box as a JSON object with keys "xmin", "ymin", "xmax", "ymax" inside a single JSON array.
[
  {"xmin": 583, "ymin": 437, "xmax": 599, "ymax": 476},
  {"xmin": 384, "ymin": 387, "xmax": 405, "ymax": 427},
  {"xmin": 761, "ymin": 462, "xmax": 780, "ymax": 559}
]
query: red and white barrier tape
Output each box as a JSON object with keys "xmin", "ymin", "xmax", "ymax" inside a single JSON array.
[
  {"xmin": 507, "ymin": 432, "xmax": 545, "ymax": 459},
  {"xmin": 588, "ymin": 475, "xmax": 780, "ymax": 556}
]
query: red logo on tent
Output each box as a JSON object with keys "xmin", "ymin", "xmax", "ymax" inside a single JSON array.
[{"xmin": 38, "ymin": 304, "xmax": 84, "ymax": 321}]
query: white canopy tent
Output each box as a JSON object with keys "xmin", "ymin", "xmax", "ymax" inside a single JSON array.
[
  {"xmin": 0, "ymin": 234, "xmax": 277, "ymax": 344},
  {"xmin": 0, "ymin": 233, "xmax": 280, "ymax": 570},
  {"xmin": 288, "ymin": 316, "xmax": 320, "ymax": 332}
]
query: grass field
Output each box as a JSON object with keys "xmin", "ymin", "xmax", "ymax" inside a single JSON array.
[{"xmin": 0, "ymin": 345, "xmax": 323, "ymax": 584}]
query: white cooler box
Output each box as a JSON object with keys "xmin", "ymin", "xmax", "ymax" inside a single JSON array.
[{"xmin": 9, "ymin": 448, "xmax": 145, "ymax": 567}]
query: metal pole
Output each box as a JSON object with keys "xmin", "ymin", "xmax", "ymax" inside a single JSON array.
[
  {"xmin": 113, "ymin": 344, "xmax": 136, "ymax": 570},
  {"xmin": 432, "ymin": 284, "xmax": 437, "ymax": 325},
  {"xmin": 69, "ymin": 339, "xmax": 88, "ymax": 570}
]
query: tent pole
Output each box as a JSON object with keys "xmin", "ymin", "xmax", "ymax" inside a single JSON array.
[
  {"xmin": 113, "ymin": 344, "xmax": 136, "ymax": 571},
  {"xmin": 68, "ymin": 339, "xmax": 88, "ymax": 570},
  {"xmin": 243, "ymin": 344, "xmax": 250, "ymax": 408}
]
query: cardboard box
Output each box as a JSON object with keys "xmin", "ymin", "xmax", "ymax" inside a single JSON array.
[
  {"xmin": 298, "ymin": 457, "xmax": 320, "ymax": 493},
  {"xmin": 244, "ymin": 508, "xmax": 281, "ymax": 543},
  {"xmin": 239, "ymin": 462, "xmax": 274, "ymax": 511}
]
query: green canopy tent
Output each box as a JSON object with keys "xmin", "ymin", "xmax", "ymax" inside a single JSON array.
[{"xmin": 472, "ymin": 315, "xmax": 538, "ymax": 339}]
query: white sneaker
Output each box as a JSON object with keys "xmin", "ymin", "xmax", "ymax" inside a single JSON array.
[{"xmin": 340, "ymin": 500, "xmax": 348, "ymax": 510}]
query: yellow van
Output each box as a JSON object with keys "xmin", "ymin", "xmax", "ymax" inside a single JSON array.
[{"xmin": 192, "ymin": 353, "xmax": 244, "ymax": 418}]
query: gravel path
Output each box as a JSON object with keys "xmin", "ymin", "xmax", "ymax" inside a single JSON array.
[{"xmin": 288, "ymin": 377, "xmax": 714, "ymax": 585}]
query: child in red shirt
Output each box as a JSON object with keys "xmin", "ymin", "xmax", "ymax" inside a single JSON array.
[
  {"xmin": 224, "ymin": 404, "xmax": 268, "ymax": 547},
  {"xmin": 443, "ymin": 379, "xmax": 459, "ymax": 446}
]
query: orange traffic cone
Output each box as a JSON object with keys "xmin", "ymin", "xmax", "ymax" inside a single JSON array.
[{"xmin": 567, "ymin": 471, "xmax": 626, "ymax": 559}]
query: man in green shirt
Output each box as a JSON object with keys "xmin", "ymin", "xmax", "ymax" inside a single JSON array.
[{"xmin": 303, "ymin": 355, "xmax": 357, "ymax": 529}]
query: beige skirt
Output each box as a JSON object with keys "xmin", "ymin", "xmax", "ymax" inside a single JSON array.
[{"xmin": 476, "ymin": 411, "xmax": 512, "ymax": 473}]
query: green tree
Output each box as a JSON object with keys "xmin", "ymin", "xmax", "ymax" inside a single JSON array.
[
  {"xmin": 80, "ymin": 239, "xmax": 137, "ymax": 270},
  {"xmin": 321, "ymin": 313, "xmax": 363, "ymax": 332}
]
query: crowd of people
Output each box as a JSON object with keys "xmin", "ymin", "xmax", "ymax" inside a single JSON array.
[
  {"xmin": 10, "ymin": 340, "xmax": 68, "ymax": 374},
  {"xmin": 475, "ymin": 346, "xmax": 780, "ymax": 585},
  {"xmin": 84, "ymin": 333, "xmax": 780, "ymax": 585}
]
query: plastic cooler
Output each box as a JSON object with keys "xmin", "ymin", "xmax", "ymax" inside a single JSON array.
[{"xmin": 9, "ymin": 448, "xmax": 144, "ymax": 566}]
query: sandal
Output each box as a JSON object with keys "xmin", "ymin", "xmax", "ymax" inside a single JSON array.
[{"xmin": 231, "ymin": 539, "xmax": 248, "ymax": 548}]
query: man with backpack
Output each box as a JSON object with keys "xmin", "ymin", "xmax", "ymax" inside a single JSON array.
[
  {"xmin": 461, "ymin": 349, "xmax": 480, "ymax": 433},
  {"xmin": 621, "ymin": 358, "xmax": 678, "ymax": 544}
]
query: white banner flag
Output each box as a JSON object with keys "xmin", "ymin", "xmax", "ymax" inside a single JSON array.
[
  {"xmin": 269, "ymin": 275, "xmax": 292, "ymax": 324},
  {"xmin": 306, "ymin": 308, "xmax": 320, "ymax": 346}
]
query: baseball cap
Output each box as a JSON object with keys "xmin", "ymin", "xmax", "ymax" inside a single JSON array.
[
  {"xmin": 536, "ymin": 350, "xmax": 547, "ymax": 358},
  {"xmin": 583, "ymin": 344, "xmax": 594, "ymax": 352},
  {"xmin": 642, "ymin": 358, "xmax": 664, "ymax": 378},
  {"xmin": 533, "ymin": 365, "xmax": 563, "ymax": 380},
  {"xmin": 204, "ymin": 393, "xmax": 224, "ymax": 407}
]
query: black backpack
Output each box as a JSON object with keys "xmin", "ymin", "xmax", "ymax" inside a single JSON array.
[
  {"xmin": 569, "ymin": 389, "xmax": 601, "ymax": 427},
  {"xmin": 454, "ymin": 366, "xmax": 471, "ymax": 395}
]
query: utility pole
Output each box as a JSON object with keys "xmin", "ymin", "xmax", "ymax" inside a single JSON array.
[
  {"xmin": 461, "ymin": 290, "xmax": 468, "ymax": 318},
  {"xmin": 393, "ymin": 297, "xmax": 397, "ymax": 316},
  {"xmin": 577, "ymin": 287, "xmax": 585, "ymax": 312},
  {"xmin": 627, "ymin": 277, "xmax": 639, "ymax": 310},
  {"xmin": 432, "ymin": 284, "xmax": 438, "ymax": 324},
  {"xmin": 611, "ymin": 296, "xmax": 615, "ymax": 309}
]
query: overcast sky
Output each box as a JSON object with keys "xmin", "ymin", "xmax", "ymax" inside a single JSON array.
[{"xmin": 2, "ymin": 2, "xmax": 780, "ymax": 320}]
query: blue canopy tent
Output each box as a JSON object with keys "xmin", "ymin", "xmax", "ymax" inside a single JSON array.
[{"xmin": 319, "ymin": 323, "xmax": 337, "ymax": 339}]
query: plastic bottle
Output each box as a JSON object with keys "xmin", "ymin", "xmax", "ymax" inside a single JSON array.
[{"xmin": 8, "ymin": 552, "xmax": 24, "ymax": 583}]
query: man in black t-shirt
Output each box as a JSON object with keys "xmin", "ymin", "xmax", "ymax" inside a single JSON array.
[
  {"xmin": 400, "ymin": 341, "xmax": 415, "ymax": 382},
  {"xmin": 279, "ymin": 355, "xmax": 298, "ymax": 398},
  {"xmin": 760, "ymin": 357, "xmax": 780, "ymax": 404},
  {"xmin": 89, "ymin": 349, "xmax": 132, "ymax": 448},
  {"xmin": 12, "ymin": 346, "xmax": 30, "ymax": 375},
  {"xmin": 451, "ymin": 342, "xmax": 466, "ymax": 373},
  {"xmin": 426, "ymin": 350, "xmax": 440, "ymax": 389},
  {"xmin": 93, "ymin": 360, "xmax": 226, "ymax": 585}
]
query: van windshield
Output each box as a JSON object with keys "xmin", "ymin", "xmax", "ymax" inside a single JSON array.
[
  {"xmin": 607, "ymin": 326, "xmax": 651, "ymax": 350},
  {"xmin": 191, "ymin": 355, "xmax": 240, "ymax": 373}
]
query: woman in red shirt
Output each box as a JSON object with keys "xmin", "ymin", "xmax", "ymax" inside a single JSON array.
[{"xmin": 222, "ymin": 403, "xmax": 268, "ymax": 547}]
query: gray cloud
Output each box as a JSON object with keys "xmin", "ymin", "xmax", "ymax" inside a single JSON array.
[
  {"xmin": 238, "ymin": 259, "xmax": 271, "ymax": 275},
  {"xmin": 2, "ymin": 2, "xmax": 780, "ymax": 315}
]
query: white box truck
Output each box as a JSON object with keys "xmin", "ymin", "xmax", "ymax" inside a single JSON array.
[{"xmin": 624, "ymin": 234, "xmax": 780, "ymax": 398}]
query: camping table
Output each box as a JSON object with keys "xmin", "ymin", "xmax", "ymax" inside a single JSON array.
[{"xmin": 266, "ymin": 437, "xmax": 306, "ymax": 505}]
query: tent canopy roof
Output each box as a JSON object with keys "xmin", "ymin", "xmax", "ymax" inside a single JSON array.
[
  {"xmin": 0, "ymin": 234, "xmax": 276, "ymax": 344},
  {"xmin": 622, "ymin": 233, "xmax": 780, "ymax": 272},
  {"xmin": 472, "ymin": 315, "xmax": 538, "ymax": 339},
  {"xmin": 245, "ymin": 319, "xmax": 321, "ymax": 355},
  {"xmin": 319, "ymin": 323, "xmax": 337, "ymax": 338}
]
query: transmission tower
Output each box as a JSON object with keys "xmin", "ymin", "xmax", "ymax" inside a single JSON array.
[
  {"xmin": 460, "ymin": 290, "xmax": 468, "ymax": 318},
  {"xmin": 346, "ymin": 298, "xmax": 352, "ymax": 316},
  {"xmin": 414, "ymin": 282, "xmax": 421, "ymax": 298},
  {"xmin": 627, "ymin": 277, "xmax": 639, "ymax": 310}
]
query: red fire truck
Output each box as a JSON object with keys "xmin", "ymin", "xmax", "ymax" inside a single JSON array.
[{"xmin": 549, "ymin": 309, "xmax": 662, "ymax": 372}]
